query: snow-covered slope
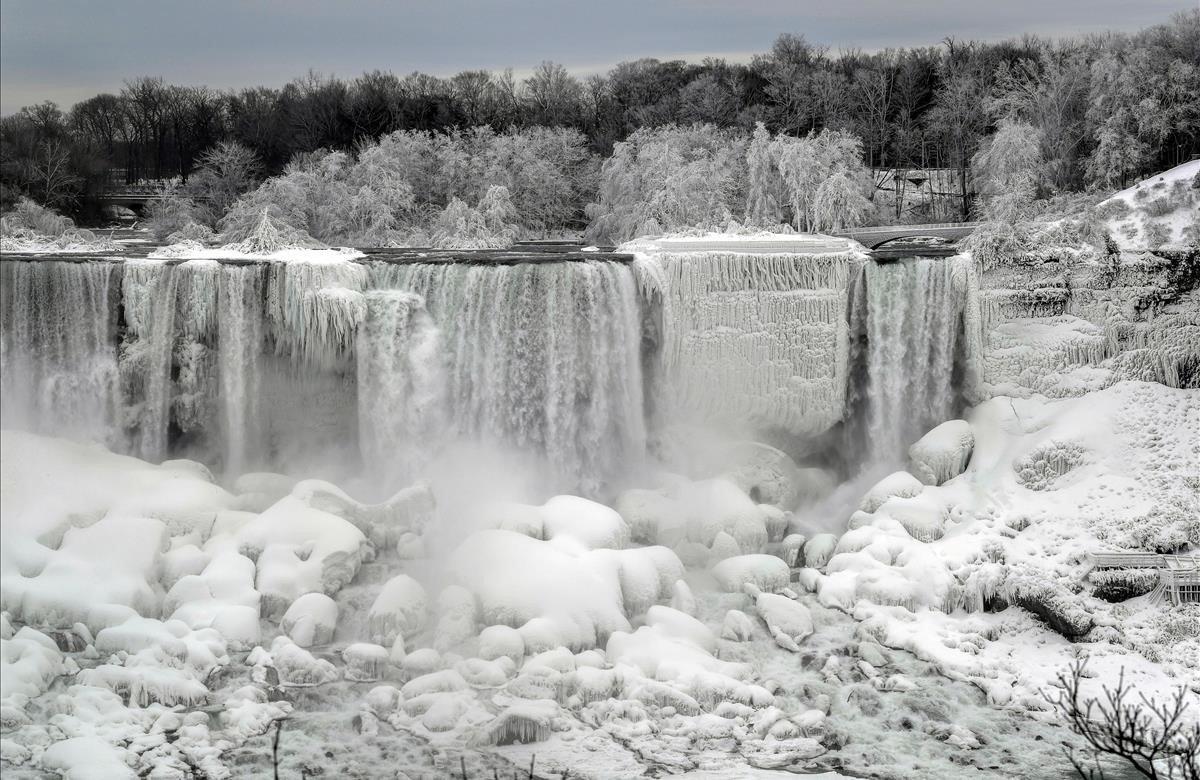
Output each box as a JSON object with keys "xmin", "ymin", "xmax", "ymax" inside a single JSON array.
[{"xmin": 1097, "ymin": 160, "xmax": 1199, "ymax": 251}]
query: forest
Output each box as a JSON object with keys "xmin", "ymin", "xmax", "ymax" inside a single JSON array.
[{"xmin": 1, "ymin": 11, "xmax": 1197, "ymax": 234}]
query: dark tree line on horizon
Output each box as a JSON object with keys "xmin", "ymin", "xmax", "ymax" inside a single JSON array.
[{"xmin": 1, "ymin": 11, "xmax": 1197, "ymax": 220}]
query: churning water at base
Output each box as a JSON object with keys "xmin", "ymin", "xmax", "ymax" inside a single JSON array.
[{"xmin": 853, "ymin": 257, "xmax": 972, "ymax": 466}]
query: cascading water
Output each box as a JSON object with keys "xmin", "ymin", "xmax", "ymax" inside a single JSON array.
[
  {"xmin": 218, "ymin": 264, "xmax": 265, "ymax": 476},
  {"xmin": 1, "ymin": 249, "xmax": 979, "ymax": 494},
  {"xmin": 0, "ymin": 255, "xmax": 648, "ymax": 497},
  {"xmin": 854, "ymin": 256, "xmax": 974, "ymax": 466},
  {"xmin": 356, "ymin": 290, "xmax": 445, "ymax": 486},
  {"xmin": 121, "ymin": 259, "xmax": 183, "ymax": 462},
  {"xmin": 371, "ymin": 261, "xmax": 647, "ymax": 495},
  {"xmin": 0, "ymin": 259, "xmax": 122, "ymax": 445}
]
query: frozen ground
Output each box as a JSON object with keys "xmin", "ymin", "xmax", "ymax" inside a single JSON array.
[{"xmin": 1, "ymin": 375, "xmax": 1196, "ymax": 778}]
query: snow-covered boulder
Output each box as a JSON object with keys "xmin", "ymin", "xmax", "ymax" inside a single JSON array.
[
  {"xmin": 541, "ymin": 495, "xmax": 630, "ymax": 550},
  {"xmin": 876, "ymin": 494, "xmax": 949, "ymax": 542},
  {"xmin": 265, "ymin": 635, "xmax": 338, "ymax": 686},
  {"xmin": 711, "ymin": 554, "xmax": 790, "ymax": 593},
  {"xmin": 616, "ymin": 489, "xmax": 687, "ymax": 546},
  {"xmin": 908, "ymin": 420, "xmax": 974, "ymax": 486},
  {"xmin": 232, "ymin": 496, "xmax": 368, "ymax": 617},
  {"xmin": 859, "ymin": 471, "xmax": 925, "ymax": 514},
  {"xmin": 368, "ymin": 575, "xmax": 429, "ymax": 646},
  {"xmin": 755, "ymin": 593, "xmax": 814, "ymax": 651},
  {"xmin": 164, "ymin": 552, "xmax": 261, "ymax": 649},
  {"xmin": 478, "ymin": 625, "xmax": 525, "ymax": 663},
  {"xmin": 644, "ymin": 605, "xmax": 717, "ymax": 653},
  {"xmin": 801, "ymin": 534, "xmax": 839, "ymax": 570},
  {"xmin": 280, "ymin": 593, "xmax": 338, "ymax": 647},
  {"xmin": 450, "ymin": 530, "xmax": 632, "ymax": 650},
  {"xmin": 721, "ymin": 609, "xmax": 756, "ymax": 642},
  {"xmin": 343, "ymin": 643, "xmax": 390, "ymax": 682}
]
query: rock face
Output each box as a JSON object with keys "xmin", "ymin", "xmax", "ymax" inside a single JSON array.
[
  {"xmin": 978, "ymin": 245, "xmax": 1200, "ymax": 399},
  {"xmin": 908, "ymin": 420, "xmax": 974, "ymax": 486}
]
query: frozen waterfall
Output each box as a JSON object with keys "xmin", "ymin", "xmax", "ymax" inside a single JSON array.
[{"xmin": 1, "ymin": 248, "xmax": 983, "ymax": 492}]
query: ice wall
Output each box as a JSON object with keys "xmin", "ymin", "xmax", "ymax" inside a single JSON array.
[{"xmin": 635, "ymin": 242, "xmax": 859, "ymax": 439}]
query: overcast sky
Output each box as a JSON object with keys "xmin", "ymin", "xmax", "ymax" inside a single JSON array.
[{"xmin": 1, "ymin": 0, "xmax": 1193, "ymax": 114}]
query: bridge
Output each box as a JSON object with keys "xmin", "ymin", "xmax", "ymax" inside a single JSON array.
[{"xmin": 834, "ymin": 221, "xmax": 981, "ymax": 249}]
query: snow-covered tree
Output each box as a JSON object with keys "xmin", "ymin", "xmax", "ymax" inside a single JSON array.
[
  {"xmin": 744, "ymin": 122, "xmax": 784, "ymax": 228},
  {"xmin": 187, "ymin": 140, "xmax": 262, "ymax": 225},
  {"xmin": 813, "ymin": 169, "xmax": 872, "ymax": 232},
  {"xmin": 585, "ymin": 124, "xmax": 747, "ymax": 243},
  {"xmin": 774, "ymin": 129, "xmax": 869, "ymax": 232},
  {"xmin": 971, "ymin": 120, "xmax": 1044, "ymax": 222}
]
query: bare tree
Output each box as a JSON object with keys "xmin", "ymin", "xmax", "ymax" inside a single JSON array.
[{"xmin": 1044, "ymin": 659, "xmax": 1200, "ymax": 780}]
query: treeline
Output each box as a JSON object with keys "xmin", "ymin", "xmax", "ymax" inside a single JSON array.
[{"xmin": 1, "ymin": 11, "xmax": 1197, "ymax": 220}]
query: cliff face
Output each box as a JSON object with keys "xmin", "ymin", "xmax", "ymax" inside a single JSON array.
[{"xmin": 978, "ymin": 246, "xmax": 1199, "ymax": 398}]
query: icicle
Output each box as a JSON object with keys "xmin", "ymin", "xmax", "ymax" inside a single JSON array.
[{"xmin": 265, "ymin": 258, "xmax": 368, "ymax": 368}]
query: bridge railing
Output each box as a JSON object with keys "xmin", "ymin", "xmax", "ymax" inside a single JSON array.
[{"xmin": 837, "ymin": 221, "xmax": 981, "ymax": 235}]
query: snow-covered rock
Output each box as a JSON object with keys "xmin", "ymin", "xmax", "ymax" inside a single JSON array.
[
  {"xmin": 908, "ymin": 419, "xmax": 974, "ymax": 486},
  {"xmin": 280, "ymin": 592, "xmax": 338, "ymax": 647},
  {"xmin": 711, "ymin": 554, "xmax": 790, "ymax": 593},
  {"xmin": 368, "ymin": 575, "xmax": 428, "ymax": 646}
]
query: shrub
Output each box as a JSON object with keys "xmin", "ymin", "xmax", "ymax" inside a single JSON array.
[{"xmin": 1089, "ymin": 568, "xmax": 1159, "ymax": 602}]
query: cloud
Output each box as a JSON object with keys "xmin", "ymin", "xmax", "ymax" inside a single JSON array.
[{"xmin": 1, "ymin": 0, "xmax": 1191, "ymax": 114}]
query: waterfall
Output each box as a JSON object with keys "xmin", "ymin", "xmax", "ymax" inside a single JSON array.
[
  {"xmin": 218, "ymin": 264, "xmax": 265, "ymax": 475},
  {"xmin": 371, "ymin": 260, "xmax": 646, "ymax": 495},
  {"xmin": 0, "ymin": 259, "xmax": 122, "ymax": 445},
  {"xmin": 858, "ymin": 257, "xmax": 971, "ymax": 466},
  {"xmin": 122, "ymin": 259, "xmax": 181, "ymax": 461},
  {"xmin": 356, "ymin": 290, "xmax": 445, "ymax": 487}
]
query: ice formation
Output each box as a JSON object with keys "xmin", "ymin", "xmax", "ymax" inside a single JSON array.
[{"xmin": 628, "ymin": 235, "xmax": 862, "ymax": 437}]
